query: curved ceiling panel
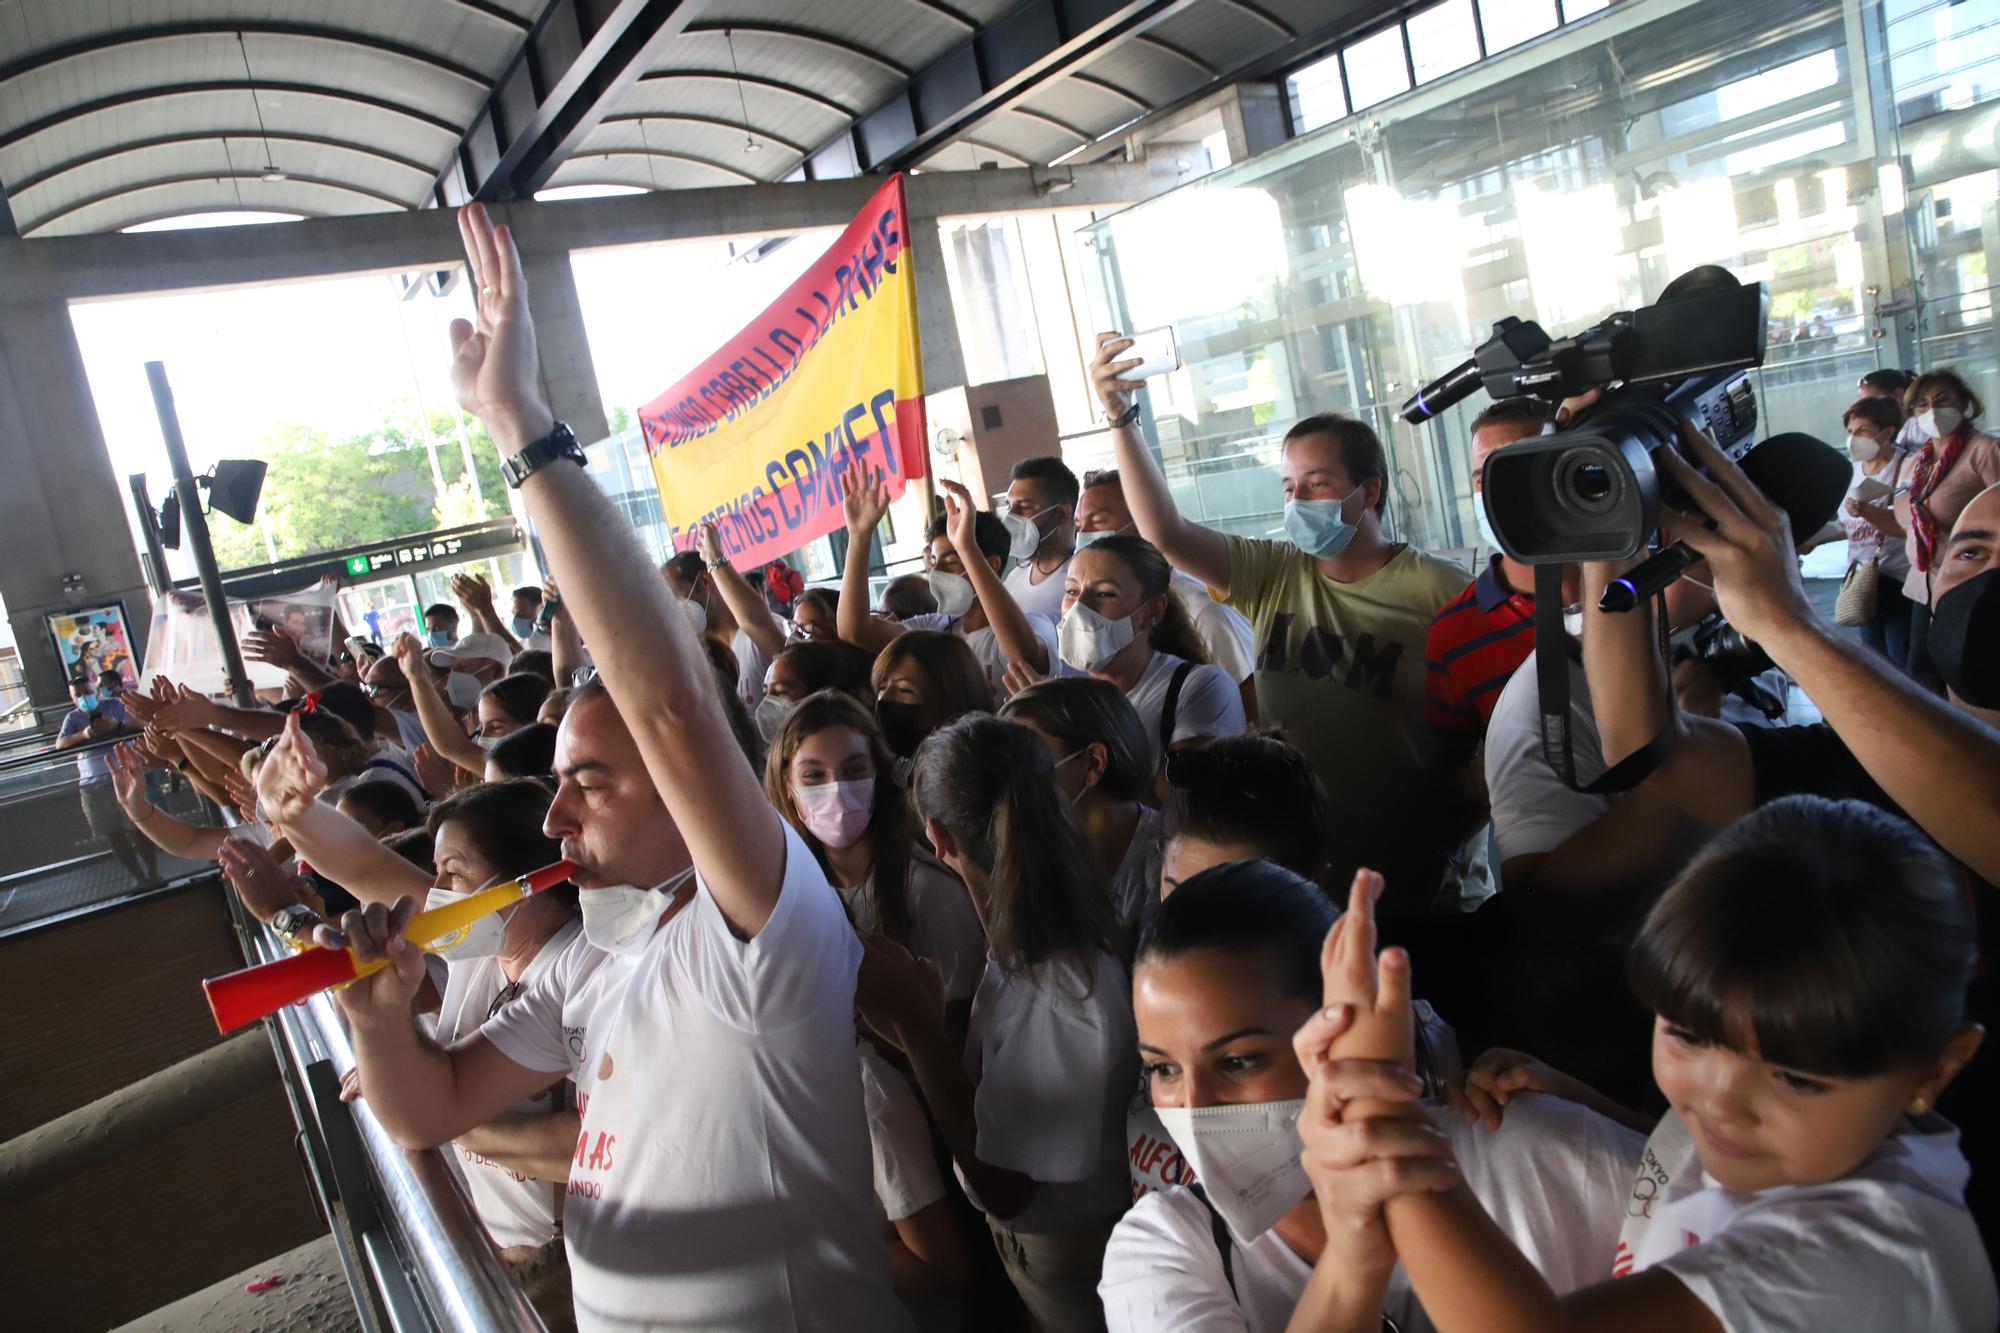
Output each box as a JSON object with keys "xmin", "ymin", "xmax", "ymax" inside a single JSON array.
[{"xmin": 31, "ymin": 176, "xmax": 388, "ymax": 237}]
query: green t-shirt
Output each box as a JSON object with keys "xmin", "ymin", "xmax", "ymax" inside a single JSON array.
[{"xmin": 1222, "ymin": 536, "xmax": 1468, "ymax": 910}]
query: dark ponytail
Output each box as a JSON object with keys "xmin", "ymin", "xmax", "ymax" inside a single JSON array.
[
  {"xmin": 914, "ymin": 714, "xmax": 1114, "ymax": 972},
  {"xmin": 1086, "ymin": 535, "xmax": 1209, "ymax": 665}
]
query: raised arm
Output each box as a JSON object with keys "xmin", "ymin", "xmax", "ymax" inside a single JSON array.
[
  {"xmin": 449, "ymin": 203, "xmax": 786, "ymax": 937},
  {"xmin": 107, "ymin": 743, "xmax": 228, "ymax": 861},
  {"xmin": 940, "ymin": 478, "xmax": 1047, "ymax": 672},
  {"xmin": 244, "ymin": 629, "xmax": 337, "ymax": 693},
  {"xmin": 836, "ymin": 466, "xmax": 902, "ymax": 655},
  {"xmin": 1090, "ymin": 332, "xmax": 1232, "ymax": 595},
  {"xmin": 699, "ymin": 521, "xmax": 788, "ymax": 659},
  {"xmin": 392, "ymin": 632, "xmax": 486, "ymax": 775},
  {"xmin": 542, "ymin": 578, "xmax": 587, "ymax": 685},
  {"xmin": 451, "ymin": 573, "xmax": 522, "ymax": 655},
  {"xmin": 256, "ymin": 712, "xmax": 433, "ymax": 904}
]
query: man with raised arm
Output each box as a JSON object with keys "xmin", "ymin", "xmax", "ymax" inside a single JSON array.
[{"xmin": 319, "ymin": 204, "xmax": 908, "ymax": 1331}]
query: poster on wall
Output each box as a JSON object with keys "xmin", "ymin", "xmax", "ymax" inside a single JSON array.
[
  {"xmin": 45, "ymin": 603, "xmax": 138, "ymax": 689},
  {"xmin": 638, "ymin": 172, "xmax": 928, "ymax": 570}
]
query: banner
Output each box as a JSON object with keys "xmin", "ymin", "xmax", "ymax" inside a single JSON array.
[
  {"xmin": 142, "ymin": 582, "xmax": 340, "ymax": 695},
  {"xmin": 639, "ymin": 174, "xmax": 928, "ymax": 568}
]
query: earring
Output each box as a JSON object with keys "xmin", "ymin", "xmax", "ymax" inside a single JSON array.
[{"xmin": 1909, "ymin": 1095, "xmax": 1931, "ymax": 1116}]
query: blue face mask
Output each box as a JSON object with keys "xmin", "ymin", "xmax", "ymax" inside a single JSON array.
[
  {"xmin": 427, "ymin": 630, "xmax": 454, "ymax": 649},
  {"xmin": 511, "ymin": 616, "xmax": 535, "ymax": 639},
  {"xmin": 75, "ymin": 693, "xmax": 100, "ymax": 713},
  {"xmin": 1281, "ymin": 484, "xmax": 1363, "ymax": 560}
]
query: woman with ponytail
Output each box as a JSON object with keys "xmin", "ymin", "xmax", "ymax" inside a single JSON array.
[
  {"xmin": 1048, "ymin": 535, "xmax": 1246, "ymax": 770},
  {"xmin": 860, "ymin": 714, "xmax": 1135, "ymax": 1333}
]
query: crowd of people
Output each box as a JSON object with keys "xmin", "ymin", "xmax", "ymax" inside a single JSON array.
[{"xmin": 71, "ymin": 205, "xmax": 2000, "ymax": 1332}]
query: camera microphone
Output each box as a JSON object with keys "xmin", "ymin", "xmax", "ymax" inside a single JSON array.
[
  {"xmin": 1400, "ymin": 358, "xmax": 1480, "ymax": 423},
  {"xmin": 1597, "ymin": 431, "xmax": 1853, "ymax": 613}
]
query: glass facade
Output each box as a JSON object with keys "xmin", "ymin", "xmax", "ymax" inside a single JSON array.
[{"xmin": 1087, "ymin": 0, "xmax": 2000, "ymax": 556}]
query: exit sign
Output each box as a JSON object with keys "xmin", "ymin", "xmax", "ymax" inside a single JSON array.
[{"xmin": 346, "ymin": 555, "xmax": 371, "ymax": 576}]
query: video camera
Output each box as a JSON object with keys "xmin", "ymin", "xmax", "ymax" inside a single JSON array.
[{"xmin": 1401, "ymin": 267, "xmax": 1772, "ymax": 566}]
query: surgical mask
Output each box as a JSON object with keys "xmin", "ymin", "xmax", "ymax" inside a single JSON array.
[
  {"xmin": 1930, "ymin": 568, "xmax": 2000, "ymax": 708},
  {"xmin": 1058, "ymin": 602, "xmax": 1137, "ymax": 673},
  {"xmin": 75, "ymin": 693, "xmax": 100, "ymax": 713},
  {"xmin": 579, "ymin": 866, "xmax": 697, "ymax": 955},
  {"xmin": 875, "ymin": 699, "xmax": 927, "ymax": 758},
  {"xmin": 793, "ymin": 777, "xmax": 875, "ymax": 849},
  {"xmin": 925, "ymin": 569, "xmax": 976, "ymax": 617},
  {"xmin": 427, "ymin": 630, "xmax": 454, "ymax": 649},
  {"xmin": 1075, "ymin": 525, "xmax": 1130, "ymax": 549},
  {"xmin": 1001, "ymin": 507, "xmax": 1054, "ymax": 562},
  {"xmin": 1281, "ymin": 485, "xmax": 1362, "ymax": 560},
  {"xmin": 1846, "ymin": 433, "xmax": 1882, "ymax": 463},
  {"xmin": 511, "ymin": 616, "xmax": 536, "ymax": 639},
  {"xmin": 422, "ymin": 884, "xmax": 514, "ymax": 959},
  {"xmin": 445, "ymin": 670, "xmax": 483, "ymax": 709},
  {"xmin": 682, "ymin": 595, "xmax": 708, "ymax": 634},
  {"xmin": 754, "ymin": 694, "xmax": 796, "ymax": 744},
  {"xmin": 1919, "ymin": 407, "xmax": 1964, "ymax": 441},
  {"xmin": 1152, "ymin": 1099, "xmax": 1312, "ymax": 1245},
  {"xmin": 473, "ymin": 733, "xmax": 501, "ymax": 752},
  {"xmin": 1474, "ymin": 493, "xmax": 1502, "ymax": 551}
]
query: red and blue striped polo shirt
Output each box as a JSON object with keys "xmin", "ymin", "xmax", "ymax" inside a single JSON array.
[{"xmin": 1425, "ymin": 554, "xmax": 1537, "ymax": 738}]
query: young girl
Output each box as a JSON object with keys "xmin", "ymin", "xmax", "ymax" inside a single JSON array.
[
  {"xmin": 1001, "ymin": 677, "xmax": 1165, "ymax": 947},
  {"xmin": 1050, "ymin": 535, "xmax": 1246, "ymax": 768},
  {"xmin": 1157, "ymin": 734, "xmax": 1331, "ymax": 896},
  {"xmin": 754, "ymin": 638, "xmax": 877, "ymax": 742},
  {"xmin": 870, "ymin": 629, "xmax": 993, "ymax": 763},
  {"xmin": 859, "ymin": 714, "xmax": 1133, "ymax": 1331},
  {"xmin": 763, "ymin": 689, "xmax": 987, "ymax": 1026},
  {"xmin": 1299, "ymin": 795, "xmax": 1996, "ymax": 1333}
]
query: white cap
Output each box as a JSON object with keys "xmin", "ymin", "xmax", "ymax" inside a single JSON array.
[{"xmin": 426, "ymin": 632, "xmax": 512, "ymax": 671}]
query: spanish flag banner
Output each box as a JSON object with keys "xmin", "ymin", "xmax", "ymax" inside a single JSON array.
[{"xmin": 638, "ymin": 174, "xmax": 928, "ymax": 567}]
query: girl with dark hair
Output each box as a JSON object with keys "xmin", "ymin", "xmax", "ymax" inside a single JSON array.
[
  {"xmin": 1001, "ymin": 677, "xmax": 1165, "ymax": 948},
  {"xmin": 791, "ymin": 585, "xmax": 840, "ymax": 642},
  {"xmin": 1298, "ymin": 797, "xmax": 1995, "ymax": 1332},
  {"xmin": 753, "ymin": 638, "xmax": 876, "ymax": 743},
  {"xmin": 762, "ymin": 690, "xmax": 985, "ymax": 1021},
  {"xmin": 860, "ymin": 714, "xmax": 1132, "ymax": 1332},
  {"xmin": 1157, "ymin": 733, "xmax": 1331, "ymax": 895},
  {"xmin": 1047, "ymin": 535, "xmax": 1247, "ymax": 769},
  {"xmin": 484, "ymin": 721, "xmax": 558, "ymax": 781},
  {"xmin": 1102, "ymin": 860, "xmax": 1645, "ymax": 1331},
  {"xmin": 868, "ymin": 629, "xmax": 993, "ymax": 765}
]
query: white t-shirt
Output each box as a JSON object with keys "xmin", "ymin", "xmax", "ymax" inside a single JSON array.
[
  {"xmin": 1617, "ymin": 1110, "xmax": 1997, "ymax": 1332},
  {"xmin": 732, "ymin": 627, "xmax": 771, "ymax": 712},
  {"xmin": 1006, "ymin": 553, "xmax": 1074, "ymax": 624},
  {"xmin": 963, "ymin": 950, "xmax": 1138, "ymax": 1234},
  {"xmin": 1126, "ymin": 1098, "xmax": 1197, "ymax": 1203},
  {"xmin": 483, "ymin": 824, "xmax": 907, "ymax": 1331},
  {"xmin": 1107, "ymin": 805, "xmax": 1167, "ymax": 944},
  {"xmin": 859, "ymin": 1039, "xmax": 946, "ymax": 1223},
  {"xmin": 1100, "ymin": 1092, "xmax": 1644, "ymax": 1332},
  {"xmin": 900, "ymin": 611, "xmax": 1059, "ymax": 702},
  {"xmin": 1484, "ymin": 655, "xmax": 1611, "ymax": 865},
  {"xmin": 387, "ymin": 707, "xmax": 430, "ymax": 757},
  {"xmin": 1172, "ymin": 572, "xmax": 1257, "ymax": 685},
  {"xmin": 1053, "ymin": 651, "xmax": 1247, "ymax": 768},
  {"xmin": 438, "ymin": 918, "xmax": 595, "ymax": 1249},
  {"xmin": 838, "ymin": 846, "xmax": 988, "ymax": 1003}
]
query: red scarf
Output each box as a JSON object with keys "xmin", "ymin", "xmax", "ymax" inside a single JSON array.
[{"xmin": 1908, "ymin": 426, "xmax": 1968, "ymax": 572}]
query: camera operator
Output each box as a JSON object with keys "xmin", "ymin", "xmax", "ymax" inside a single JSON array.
[{"xmin": 1580, "ymin": 422, "xmax": 2000, "ymax": 888}]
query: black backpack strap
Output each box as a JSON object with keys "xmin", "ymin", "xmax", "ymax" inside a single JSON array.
[
  {"xmin": 1188, "ymin": 1184, "xmax": 1238, "ymax": 1303},
  {"xmin": 1160, "ymin": 660, "xmax": 1196, "ymax": 755}
]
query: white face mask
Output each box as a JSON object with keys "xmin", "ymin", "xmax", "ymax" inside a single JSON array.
[
  {"xmin": 1473, "ymin": 491, "xmax": 1503, "ymax": 552},
  {"xmin": 1846, "ymin": 432, "xmax": 1882, "ymax": 462},
  {"xmin": 1152, "ymin": 1099, "xmax": 1312, "ymax": 1245},
  {"xmin": 682, "ymin": 595, "xmax": 708, "ymax": 634},
  {"xmin": 473, "ymin": 733, "xmax": 501, "ymax": 752},
  {"xmin": 1000, "ymin": 508, "xmax": 1046, "ymax": 563},
  {"xmin": 1058, "ymin": 601, "xmax": 1137, "ymax": 673},
  {"xmin": 792, "ymin": 777, "xmax": 875, "ymax": 849},
  {"xmin": 1919, "ymin": 406, "xmax": 1963, "ymax": 441},
  {"xmin": 925, "ymin": 569, "xmax": 976, "ymax": 617},
  {"xmin": 1074, "ymin": 525, "xmax": 1130, "ymax": 549},
  {"xmin": 578, "ymin": 866, "xmax": 697, "ymax": 955},
  {"xmin": 754, "ymin": 694, "xmax": 797, "ymax": 744},
  {"xmin": 445, "ymin": 670, "xmax": 483, "ymax": 709},
  {"xmin": 422, "ymin": 883, "xmax": 515, "ymax": 959}
]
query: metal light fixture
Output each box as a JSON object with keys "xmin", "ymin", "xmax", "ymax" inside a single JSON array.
[
  {"xmin": 725, "ymin": 30, "xmax": 762, "ymax": 157},
  {"xmin": 239, "ymin": 33, "xmax": 285, "ymax": 184}
]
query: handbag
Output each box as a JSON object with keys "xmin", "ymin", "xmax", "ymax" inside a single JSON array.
[{"xmin": 1835, "ymin": 554, "xmax": 1879, "ymax": 626}]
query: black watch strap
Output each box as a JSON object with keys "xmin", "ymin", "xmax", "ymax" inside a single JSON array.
[
  {"xmin": 1110, "ymin": 401, "xmax": 1142, "ymax": 428},
  {"xmin": 500, "ymin": 422, "xmax": 585, "ymax": 488}
]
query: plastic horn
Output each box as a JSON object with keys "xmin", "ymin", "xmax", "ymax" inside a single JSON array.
[{"xmin": 203, "ymin": 860, "xmax": 576, "ymax": 1033}]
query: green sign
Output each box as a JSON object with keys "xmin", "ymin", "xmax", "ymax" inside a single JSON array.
[{"xmin": 346, "ymin": 555, "xmax": 371, "ymax": 576}]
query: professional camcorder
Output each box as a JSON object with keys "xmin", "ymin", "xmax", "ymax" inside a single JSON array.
[{"xmin": 1401, "ymin": 268, "xmax": 1847, "ymax": 582}]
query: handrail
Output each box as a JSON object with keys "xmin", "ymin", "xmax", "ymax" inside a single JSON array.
[{"xmin": 227, "ymin": 875, "xmax": 545, "ymax": 1332}]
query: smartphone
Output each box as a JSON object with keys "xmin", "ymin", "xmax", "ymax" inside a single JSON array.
[
  {"xmin": 537, "ymin": 598, "xmax": 559, "ymax": 630},
  {"xmin": 345, "ymin": 635, "xmax": 380, "ymax": 661},
  {"xmin": 1121, "ymin": 325, "xmax": 1182, "ymax": 380}
]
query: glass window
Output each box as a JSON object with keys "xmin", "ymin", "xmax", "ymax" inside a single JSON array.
[
  {"xmin": 1408, "ymin": 0, "xmax": 1482, "ymax": 84},
  {"xmin": 1479, "ymin": 0, "xmax": 1559, "ymax": 53},
  {"xmin": 1343, "ymin": 27, "xmax": 1413, "ymax": 111},
  {"xmin": 1560, "ymin": 0, "xmax": 1610, "ymax": 18},
  {"xmin": 1286, "ymin": 51, "xmax": 1347, "ymax": 134}
]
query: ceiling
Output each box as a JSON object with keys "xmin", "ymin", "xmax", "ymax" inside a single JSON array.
[{"xmin": 0, "ymin": 0, "xmax": 1364, "ymax": 237}]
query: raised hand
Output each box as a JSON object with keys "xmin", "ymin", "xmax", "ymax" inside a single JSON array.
[
  {"xmin": 148, "ymin": 687, "xmax": 217, "ymax": 733},
  {"xmin": 320, "ymin": 897, "xmax": 429, "ymax": 1023},
  {"xmin": 449, "ymin": 203, "xmax": 554, "ymax": 456},
  {"xmin": 220, "ymin": 767, "xmax": 260, "ymax": 820},
  {"xmin": 449, "ymin": 572, "xmax": 496, "ymax": 615},
  {"xmin": 412, "ymin": 741, "xmax": 462, "ymax": 797},
  {"xmin": 539, "ymin": 576, "xmax": 562, "ymax": 617},
  {"xmin": 1655, "ymin": 419, "xmax": 1816, "ymax": 647},
  {"xmin": 107, "ymin": 741, "xmax": 148, "ymax": 811},
  {"xmin": 840, "ymin": 465, "xmax": 891, "ymax": 537},
  {"xmin": 1089, "ymin": 331, "xmax": 1144, "ymax": 417},
  {"xmin": 244, "ymin": 629, "xmax": 303, "ymax": 671},
  {"xmin": 257, "ymin": 712, "xmax": 331, "ymax": 824},
  {"xmin": 1298, "ymin": 869, "xmax": 1413, "ymax": 1071},
  {"xmin": 937, "ymin": 478, "xmax": 981, "ymax": 566},
  {"xmin": 698, "ymin": 521, "xmax": 727, "ymax": 567},
  {"xmin": 217, "ymin": 837, "xmax": 315, "ymax": 922},
  {"xmin": 1001, "ymin": 659, "xmax": 1047, "ymax": 697},
  {"xmin": 390, "ymin": 631, "xmax": 428, "ymax": 680}
]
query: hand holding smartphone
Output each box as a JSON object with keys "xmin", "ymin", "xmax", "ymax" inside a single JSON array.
[{"xmin": 1120, "ymin": 325, "xmax": 1182, "ymax": 380}]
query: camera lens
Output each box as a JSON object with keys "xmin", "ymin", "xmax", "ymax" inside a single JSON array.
[{"xmin": 1554, "ymin": 449, "xmax": 1620, "ymax": 515}]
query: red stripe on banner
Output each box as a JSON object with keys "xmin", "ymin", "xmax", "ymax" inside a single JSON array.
[{"xmin": 665, "ymin": 396, "xmax": 927, "ymax": 569}]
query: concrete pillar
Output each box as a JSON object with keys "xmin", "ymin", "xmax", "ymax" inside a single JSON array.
[
  {"xmin": 0, "ymin": 297, "xmax": 151, "ymax": 710},
  {"xmin": 911, "ymin": 216, "xmax": 968, "ymax": 393},
  {"xmin": 513, "ymin": 246, "xmax": 611, "ymax": 446}
]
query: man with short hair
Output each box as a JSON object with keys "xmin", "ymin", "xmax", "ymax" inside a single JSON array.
[
  {"xmin": 1001, "ymin": 455, "xmax": 1080, "ymax": 623},
  {"xmin": 876, "ymin": 572, "xmax": 937, "ymax": 622},
  {"xmin": 56, "ymin": 673, "xmax": 153, "ymax": 882},
  {"xmin": 320, "ymin": 204, "xmax": 908, "ymax": 1331},
  {"xmin": 1076, "ymin": 467, "xmax": 1258, "ymax": 718},
  {"xmin": 422, "ymin": 603, "xmax": 461, "ymax": 648}
]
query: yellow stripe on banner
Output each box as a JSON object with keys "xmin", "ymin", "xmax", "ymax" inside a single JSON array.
[{"xmin": 648, "ymin": 261, "xmax": 922, "ymax": 527}]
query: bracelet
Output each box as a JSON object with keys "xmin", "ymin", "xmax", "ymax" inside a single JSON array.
[
  {"xmin": 1109, "ymin": 401, "xmax": 1142, "ymax": 429},
  {"xmin": 128, "ymin": 802, "xmax": 157, "ymax": 825}
]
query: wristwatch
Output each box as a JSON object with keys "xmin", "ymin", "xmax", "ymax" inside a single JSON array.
[
  {"xmin": 1109, "ymin": 401, "xmax": 1142, "ymax": 429},
  {"xmin": 270, "ymin": 903, "xmax": 326, "ymax": 952},
  {"xmin": 705, "ymin": 555, "xmax": 731, "ymax": 572},
  {"xmin": 500, "ymin": 422, "xmax": 585, "ymax": 489}
]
